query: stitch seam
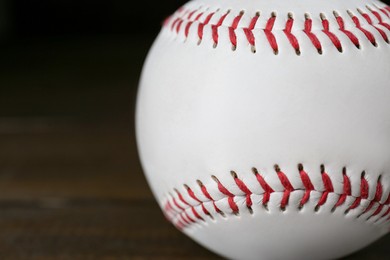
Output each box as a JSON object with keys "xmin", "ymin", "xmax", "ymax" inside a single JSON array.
[
  {"xmin": 164, "ymin": 4, "xmax": 390, "ymax": 54},
  {"xmin": 163, "ymin": 165, "xmax": 390, "ymax": 230}
]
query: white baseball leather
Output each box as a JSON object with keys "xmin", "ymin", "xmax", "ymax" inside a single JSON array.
[{"xmin": 136, "ymin": 0, "xmax": 390, "ymax": 259}]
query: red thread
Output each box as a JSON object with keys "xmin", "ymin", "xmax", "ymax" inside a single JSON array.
[
  {"xmin": 176, "ymin": 20, "xmax": 184, "ymax": 34},
  {"xmin": 198, "ymin": 12, "xmax": 215, "ymax": 41},
  {"xmin": 334, "ymin": 173, "xmax": 352, "ymax": 208},
  {"xmin": 246, "ymin": 195, "xmax": 253, "ymax": 208},
  {"xmin": 229, "ymin": 12, "xmax": 244, "ymax": 47},
  {"xmin": 299, "ymin": 169, "xmax": 315, "ymax": 206},
  {"xmin": 361, "ymin": 176, "xmax": 369, "ymax": 199},
  {"xmin": 276, "ymin": 169, "xmax": 294, "ymax": 209},
  {"xmin": 264, "ymin": 15, "xmax": 278, "ymax": 54},
  {"xmin": 381, "ymin": 207, "xmax": 390, "ymax": 219},
  {"xmin": 349, "ymin": 175, "xmax": 370, "ymax": 210},
  {"xmin": 180, "ymin": 212, "xmax": 191, "ymax": 225},
  {"xmin": 187, "ymin": 9, "xmax": 197, "ymax": 20},
  {"xmin": 165, "ymin": 8, "xmax": 389, "ymax": 53},
  {"xmin": 185, "ymin": 211, "xmax": 196, "ymax": 224},
  {"xmin": 322, "ymin": 17, "xmax": 343, "ymax": 51},
  {"xmin": 215, "ymin": 179, "xmax": 235, "ymax": 197},
  {"xmin": 212, "ymin": 11, "xmax": 230, "ymax": 46},
  {"xmin": 176, "ymin": 190, "xmax": 190, "ymax": 206},
  {"xmin": 284, "ymin": 16, "xmax": 300, "ymax": 54},
  {"xmin": 360, "ymin": 11, "xmax": 388, "ymax": 43},
  {"xmin": 380, "ymin": 7, "xmax": 390, "ymax": 18},
  {"xmin": 201, "ymin": 204, "xmax": 210, "ymax": 216},
  {"xmin": 172, "ymin": 197, "xmax": 185, "ymax": 211},
  {"xmin": 166, "ymin": 200, "xmax": 175, "ymax": 213},
  {"xmin": 372, "ymin": 204, "xmax": 384, "ymax": 217},
  {"xmin": 233, "ymin": 174, "xmax": 253, "ymax": 208},
  {"xmin": 194, "ymin": 12, "xmax": 204, "ymax": 21},
  {"xmin": 199, "ymin": 181, "xmax": 213, "ymax": 200},
  {"xmin": 171, "ymin": 18, "xmax": 182, "ymax": 31},
  {"xmin": 213, "ymin": 201, "xmax": 222, "ymax": 214},
  {"xmin": 234, "ymin": 176, "xmax": 252, "ymax": 195},
  {"xmin": 191, "ymin": 207, "xmax": 204, "ymax": 221},
  {"xmin": 214, "ymin": 176, "xmax": 240, "ymax": 213},
  {"xmin": 303, "ymin": 18, "xmax": 322, "ymax": 53},
  {"xmin": 317, "ymin": 172, "xmax": 334, "ymax": 208},
  {"xmin": 254, "ymin": 170, "xmax": 275, "ymax": 206},
  {"xmin": 364, "ymin": 178, "xmax": 383, "ymax": 214},
  {"xmin": 335, "ymin": 16, "xmax": 360, "ymax": 47},
  {"xmin": 165, "ymin": 166, "xmax": 390, "ymax": 228},
  {"xmin": 243, "ymin": 28, "xmax": 256, "ymax": 47},
  {"xmin": 349, "ymin": 197, "xmax": 362, "ymax": 210},
  {"xmin": 243, "ymin": 14, "xmax": 260, "ymax": 47},
  {"xmin": 186, "ymin": 186, "xmax": 202, "ymax": 203},
  {"xmin": 385, "ymin": 194, "xmax": 390, "ymax": 205},
  {"xmin": 185, "ymin": 22, "xmax": 193, "ymax": 38},
  {"xmin": 228, "ymin": 197, "xmax": 239, "ymax": 214},
  {"xmin": 371, "ymin": 10, "xmax": 390, "ymax": 30},
  {"xmin": 163, "ymin": 16, "xmax": 172, "ymax": 27},
  {"xmin": 350, "ymin": 15, "xmax": 377, "ymax": 45}
]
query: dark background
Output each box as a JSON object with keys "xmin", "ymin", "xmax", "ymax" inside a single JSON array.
[{"xmin": 0, "ymin": 0, "xmax": 389, "ymax": 259}]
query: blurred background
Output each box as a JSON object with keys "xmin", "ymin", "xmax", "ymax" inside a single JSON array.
[{"xmin": 0, "ymin": 0, "xmax": 389, "ymax": 259}]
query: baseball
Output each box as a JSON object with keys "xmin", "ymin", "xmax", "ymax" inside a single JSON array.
[{"xmin": 136, "ymin": 0, "xmax": 390, "ymax": 259}]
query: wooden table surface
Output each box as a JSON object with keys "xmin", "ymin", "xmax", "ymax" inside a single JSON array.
[{"xmin": 0, "ymin": 37, "xmax": 388, "ymax": 259}]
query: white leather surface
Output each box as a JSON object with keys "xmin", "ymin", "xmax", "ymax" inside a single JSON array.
[{"xmin": 136, "ymin": 0, "xmax": 390, "ymax": 259}]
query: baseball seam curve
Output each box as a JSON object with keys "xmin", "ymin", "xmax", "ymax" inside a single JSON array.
[
  {"xmin": 163, "ymin": 3, "xmax": 390, "ymax": 54},
  {"xmin": 163, "ymin": 164, "xmax": 390, "ymax": 230}
]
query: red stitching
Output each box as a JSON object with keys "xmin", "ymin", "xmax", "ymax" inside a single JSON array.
[
  {"xmin": 284, "ymin": 14, "xmax": 301, "ymax": 55},
  {"xmin": 349, "ymin": 172, "xmax": 369, "ymax": 211},
  {"xmin": 232, "ymin": 171, "xmax": 253, "ymax": 210},
  {"xmin": 334, "ymin": 170, "xmax": 352, "ymax": 209},
  {"xmin": 316, "ymin": 167, "xmax": 334, "ymax": 210},
  {"xmin": 358, "ymin": 10, "xmax": 389, "ymax": 46},
  {"xmin": 349, "ymin": 12, "xmax": 378, "ymax": 46},
  {"xmin": 303, "ymin": 15, "xmax": 323, "ymax": 54},
  {"xmin": 191, "ymin": 206, "xmax": 204, "ymax": 221},
  {"xmin": 171, "ymin": 17, "xmax": 182, "ymax": 32},
  {"xmin": 186, "ymin": 185, "xmax": 202, "ymax": 203},
  {"xmin": 187, "ymin": 9, "xmax": 198, "ymax": 20},
  {"xmin": 264, "ymin": 13, "xmax": 278, "ymax": 54},
  {"xmin": 275, "ymin": 165, "xmax": 294, "ymax": 210},
  {"xmin": 321, "ymin": 14, "xmax": 343, "ymax": 52},
  {"xmin": 212, "ymin": 11, "xmax": 230, "ymax": 46},
  {"xmin": 166, "ymin": 5, "xmax": 390, "ymax": 54},
  {"xmin": 176, "ymin": 189, "xmax": 190, "ymax": 206},
  {"xmin": 334, "ymin": 12, "xmax": 360, "ymax": 48},
  {"xmin": 299, "ymin": 166, "xmax": 315, "ymax": 207},
  {"xmin": 253, "ymin": 168, "xmax": 274, "ymax": 206},
  {"xmin": 369, "ymin": 8, "xmax": 390, "ymax": 30},
  {"xmin": 198, "ymin": 12, "xmax": 214, "ymax": 42},
  {"xmin": 164, "ymin": 165, "xmax": 390, "ymax": 229},
  {"xmin": 380, "ymin": 7, "xmax": 390, "ymax": 18},
  {"xmin": 197, "ymin": 180, "xmax": 223, "ymax": 214},
  {"xmin": 212, "ymin": 175, "xmax": 239, "ymax": 214},
  {"xmin": 364, "ymin": 177, "xmax": 383, "ymax": 214},
  {"xmin": 229, "ymin": 12, "xmax": 244, "ymax": 49},
  {"xmin": 172, "ymin": 197, "xmax": 185, "ymax": 211},
  {"xmin": 243, "ymin": 12, "xmax": 260, "ymax": 49}
]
